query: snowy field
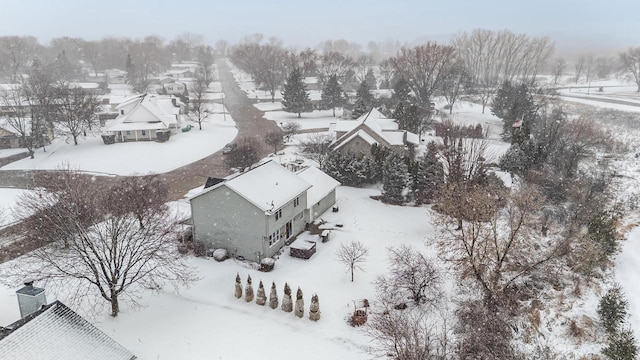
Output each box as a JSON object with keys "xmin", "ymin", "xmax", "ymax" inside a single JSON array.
[
  {"xmin": 0, "ymin": 186, "xmax": 450, "ymax": 360},
  {"xmin": 228, "ymin": 61, "xmax": 320, "ymax": 101},
  {"xmin": 0, "ymin": 112, "xmax": 237, "ymax": 175}
]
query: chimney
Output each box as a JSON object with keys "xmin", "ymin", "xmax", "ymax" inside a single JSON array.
[{"xmin": 16, "ymin": 280, "xmax": 47, "ymax": 319}]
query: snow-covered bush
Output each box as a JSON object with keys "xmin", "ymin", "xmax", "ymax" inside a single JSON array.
[
  {"xmin": 213, "ymin": 248, "xmax": 228, "ymax": 262},
  {"xmin": 260, "ymin": 257, "xmax": 275, "ymax": 272}
]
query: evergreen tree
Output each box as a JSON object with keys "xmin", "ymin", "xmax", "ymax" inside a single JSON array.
[
  {"xmin": 269, "ymin": 281, "xmax": 279, "ymax": 309},
  {"xmin": 365, "ymin": 68, "xmax": 377, "ymax": 90},
  {"xmin": 352, "ymin": 81, "xmax": 374, "ymax": 119},
  {"xmin": 413, "ymin": 142, "xmax": 444, "ymax": 204},
  {"xmin": 309, "ymin": 294, "xmax": 320, "ymax": 321},
  {"xmin": 320, "ymin": 74, "xmax": 346, "ymax": 117},
  {"xmin": 245, "ymin": 275, "xmax": 254, "ymax": 302},
  {"xmin": 394, "ymin": 103, "xmax": 423, "ymax": 134},
  {"xmin": 256, "ymin": 280, "xmax": 266, "ymax": 306},
  {"xmin": 598, "ymin": 285, "xmax": 629, "ymax": 334},
  {"xmin": 281, "ymin": 282, "xmax": 293, "ymax": 312},
  {"xmin": 602, "ymin": 329, "xmax": 638, "ymax": 360},
  {"xmin": 392, "ymin": 77, "xmax": 411, "ymax": 105},
  {"xmin": 295, "ymin": 287, "xmax": 304, "ymax": 318},
  {"xmin": 125, "ymin": 53, "xmax": 138, "ymax": 90},
  {"xmin": 491, "ymin": 81, "xmax": 535, "ymax": 143},
  {"xmin": 382, "ymin": 152, "xmax": 410, "ymax": 203},
  {"xmin": 234, "ymin": 273, "xmax": 242, "ymax": 299},
  {"xmin": 281, "ymin": 68, "xmax": 312, "ymax": 118}
]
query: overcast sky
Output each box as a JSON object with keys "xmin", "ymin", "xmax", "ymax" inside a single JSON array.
[{"xmin": 1, "ymin": 0, "xmax": 638, "ymax": 51}]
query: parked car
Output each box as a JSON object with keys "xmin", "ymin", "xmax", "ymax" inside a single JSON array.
[{"xmin": 222, "ymin": 143, "xmax": 236, "ymax": 154}]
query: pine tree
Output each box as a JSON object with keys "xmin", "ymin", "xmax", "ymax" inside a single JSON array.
[
  {"xmin": 295, "ymin": 287, "xmax": 304, "ymax": 318},
  {"xmin": 382, "ymin": 152, "xmax": 410, "ymax": 203},
  {"xmin": 245, "ymin": 275, "xmax": 254, "ymax": 302},
  {"xmin": 309, "ymin": 294, "xmax": 320, "ymax": 321},
  {"xmin": 602, "ymin": 329, "xmax": 638, "ymax": 360},
  {"xmin": 413, "ymin": 141, "xmax": 444, "ymax": 204},
  {"xmin": 392, "ymin": 77, "xmax": 411, "ymax": 105},
  {"xmin": 394, "ymin": 103, "xmax": 423, "ymax": 134},
  {"xmin": 281, "ymin": 282, "xmax": 293, "ymax": 312},
  {"xmin": 256, "ymin": 280, "xmax": 266, "ymax": 306},
  {"xmin": 234, "ymin": 273, "xmax": 242, "ymax": 299},
  {"xmin": 269, "ymin": 281, "xmax": 279, "ymax": 309},
  {"xmin": 365, "ymin": 69, "xmax": 377, "ymax": 90},
  {"xmin": 352, "ymin": 81, "xmax": 374, "ymax": 119},
  {"xmin": 320, "ymin": 74, "xmax": 346, "ymax": 117},
  {"xmin": 598, "ymin": 285, "xmax": 629, "ymax": 334},
  {"xmin": 125, "ymin": 53, "xmax": 138, "ymax": 89},
  {"xmin": 491, "ymin": 81, "xmax": 535, "ymax": 143},
  {"xmin": 282, "ymin": 68, "xmax": 312, "ymax": 118}
]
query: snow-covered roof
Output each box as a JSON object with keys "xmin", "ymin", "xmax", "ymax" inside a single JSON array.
[
  {"xmin": 104, "ymin": 94, "xmax": 181, "ymax": 132},
  {"xmin": 290, "ymin": 238, "xmax": 316, "ymax": 251},
  {"xmin": 0, "ymin": 301, "xmax": 135, "ymax": 360},
  {"xmin": 296, "ymin": 166, "xmax": 340, "ymax": 206},
  {"xmin": 193, "ymin": 161, "xmax": 312, "ymax": 212},
  {"xmin": 333, "ymin": 129, "xmax": 379, "ymax": 150},
  {"xmin": 70, "ymin": 82, "xmax": 100, "ymax": 90}
]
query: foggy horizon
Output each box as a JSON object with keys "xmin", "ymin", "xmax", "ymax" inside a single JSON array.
[{"xmin": 1, "ymin": 0, "xmax": 638, "ymax": 55}]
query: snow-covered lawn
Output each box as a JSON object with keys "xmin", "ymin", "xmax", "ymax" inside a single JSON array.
[
  {"xmin": 0, "ymin": 113, "xmax": 237, "ymax": 175},
  {"xmin": 0, "ymin": 186, "xmax": 449, "ymax": 360},
  {"xmin": 0, "ymin": 188, "xmax": 32, "ymax": 228},
  {"xmin": 0, "ymin": 148, "xmax": 28, "ymax": 159},
  {"xmin": 263, "ymin": 110, "xmax": 341, "ymax": 131}
]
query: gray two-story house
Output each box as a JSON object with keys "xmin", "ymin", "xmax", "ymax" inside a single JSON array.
[{"xmin": 190, "ymin": 161, "xmax": 327, "ymax": 262}]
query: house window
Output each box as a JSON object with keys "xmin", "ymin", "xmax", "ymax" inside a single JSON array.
[
  {"xmin": 275, "ymin": 208, "xmax": 283, "ymax": 220},
  {"xmin": 268, "ymin": 229, "xmax": 280, "ymax": 246},
  {"xmin": 142, "ymin": 130, "xmax": 147, "ymax": 136},
  {"xmin": 294, "ymin": 197, "xmax": 299, "ymax": 207},
  {"xmin": 120, "ymin": 110, "xmax": 124, "ymax": 115},
  {"xmin": 126, "ymin": 131, "xmax": 131, "ymax": 135}
]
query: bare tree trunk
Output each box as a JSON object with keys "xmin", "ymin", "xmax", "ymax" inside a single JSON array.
[{"xmin": 110, "ymin": 295, "xmax": 119, "ymax": 317}]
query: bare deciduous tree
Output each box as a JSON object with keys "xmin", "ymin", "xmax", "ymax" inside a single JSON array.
[
  {"xmin": 366, "ymin": 307, "xmax": 452, "ymax": 360},
  {"xmin": 224, "ymin": 137, "xmax": 262, "ymax": 171},
  {"xmin": 389, "ymin": 43, "xmax": 457, "ymax": 109},
  {"xmin": 264, "ymin": 130, "xmax": 283, "ymax": 154},
  {"xmin": 0, "ymin": 84, "xmax": 36, "ymax": 158},
  {"xmin": 619, "ymin": 47, "xmax": 640, "ymax": 92},
  {"xmin": 190, "ymin": 68, "xmax": 211, "ymax": 130},
  {"xmin": 317, "ymin": 51, "xmax": 354, "ymax": 85},
  {"xmin": 10, "ymin": 169, "xmax": 195, "ymax": 317},
  {"xmin": 336, "ymin": 240, "xmax": 369, "ymax": 282},
  {"xmin": 375, "ymin": 245, "xmax": 441, "ymax": 307},
  {"xmin": 300, "ymin": 132, "xmax": 332, "ymax": 167},
  {"xmin": 435, "ymin": 185, "xmax": 567, "ymax": 303},
  {"xmin": 53, "ymin": 86, "xmax": 99, "ymax": 145}
]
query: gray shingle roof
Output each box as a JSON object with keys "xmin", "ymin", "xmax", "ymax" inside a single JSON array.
[{"xmin": 0, "ymin": 301, "xmax": 135, "ymax": 360}]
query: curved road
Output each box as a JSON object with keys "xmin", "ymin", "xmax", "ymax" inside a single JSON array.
[
  {"xmin": 159, "ymin": 59, "xmax": 281, "ymax": 200},
  {"xmin": 0, "ymin": 59, "xmax": 282, "ymax": 201}
]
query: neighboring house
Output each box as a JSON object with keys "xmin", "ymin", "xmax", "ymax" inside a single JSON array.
[
  {"xmin": 190, "ymin": 161, "xmax": 339, "ymax": 262},
  {"xmin": 0, "ymin": 283, "xmax": 136, "ymax": 360},
  {"xmin": 69, "ymin": 82, "xmax": 107, "ymax": 95},
  {"xmin": 329, "ymin": 108, "xmax": 419, "ymax": 154},
  {"xmin": 163, "ymin": 81, "xmax": 187, "ymax": 96},
  {"xmin": 296, "ymin": 166, "xmax": 340, "ymax": 222},
  {"xmin": 168, "ymin": 69, "xmax": 195, "ymax": 79},
  {"xmin": 105, "ymin": 69, "xmax": 127, "ymax": 84},
  {"xmin": 101, "ymin": 93, "xmax": 185, "ymax": 143},
  {"xmin": 0, "ymin": 126, "xmax": 22, "ymax": 149}
]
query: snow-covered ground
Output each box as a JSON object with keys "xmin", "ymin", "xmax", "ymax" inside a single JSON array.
[
  {"xmin": 0, "ymin": 188, "xmax": 32, "ymax": 228},
  {"xmin": 258, "ymin": 102, "xmax": 343, "ymax": 131},
  {"xmin": 0, "ymin": 186, "xmax": 449, "ymax": 360},
  {"xmin": 0, "ymin": 112, "xmax": 237, "ymax": 175}
]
